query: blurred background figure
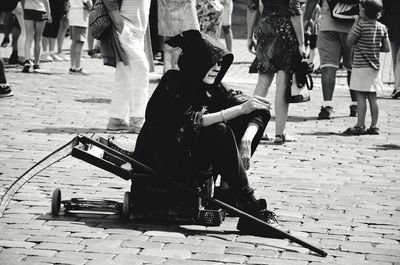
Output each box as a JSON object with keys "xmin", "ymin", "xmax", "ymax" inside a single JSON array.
[
  {"xmin": 56, "ymin": 0, "xmax": 70, "ymax": 61},
  {"xmin": 157, "ymin": 0, "xmax": 199, "ymax": 73},
  {"xmin": 21, "ymin": 0, "xmax": 52, "ymax": 73},
  {"xmin": 221, "ymin": 0, "xmax": 234, "ymax": 51},
  {"xmin": 382, "ymin": 0, "xmax": 400, "ymax": 98},
  {"xmin": 197, "ymin": 0, "xmax": 223, "ymax": 40},
  {"xmin": 0, "ymin": 51, "xmax": 13, "ymax": 98}
]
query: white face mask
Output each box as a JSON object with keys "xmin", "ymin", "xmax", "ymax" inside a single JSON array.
[{"xmin": 202, "ymin": 61, "xmax": 222, "ymax": 84}]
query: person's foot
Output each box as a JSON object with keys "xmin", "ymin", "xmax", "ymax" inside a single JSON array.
[
  {"xmin": 74, "ymin": 68, "xmax": 89, "ymax": 75},
  {"xmin": 107, "ymin": 118, "xmax": 129, "ymax": 131},
  {"xmin": 1, "ymin": 36, "xmax": 10, "ymax": 47},
  {"xmin": 8, "ymin": 52, "xmax": 20, "ymax": 65},
  {"xmin": 22, "ymin": 60, "xmax": 33, "ymax": 73},
  {"xmin": 57, "ymin": 53, "xmax": 70, "ymax": 61},
  {"xmin": 0, "ymin": 85, "xmax": 13, "ymax": 98},
  {"xmin": 40, "ymin": 54, "xmax": 53, "ymax": 62},
  {"xmin": 391, "ymin": 88, "xmax": 400, "ymax": 99},
  {"xmin": 50, "ymin": 53, "xmax": 64, "ymax": 62},
  {"xmin": 349, "ymin": 104, "xmax": 357, "ymax": 117},
  {"xmin": 343, "ymin": 126, "xmax": 366, "ymax": 135},
  {"xmin": 129, "ymin": 117, "xmax": 144, "ymax": 134},
  {"xmin": 236, "ymin": 199, "xmax": 282, "ymax": 238},
  {"xmin": 318, "ymin": 106, "xmax": 333, "ymax": 119},
  {"xmin": 366, "ymin": 126, "xmax": 380, "ymax": 135},
  {"xmin": 274, "ymin": 133, "xmax": 296, "ymax": 144},
  {"xmin": 33, "ymin": 64, "xmax": 40, "ymax": 72}
]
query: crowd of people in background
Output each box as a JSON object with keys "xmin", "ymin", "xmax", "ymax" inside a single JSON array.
[{"xmin": 0, "ymin": 0, "xmax": 399, "ymax": 139}]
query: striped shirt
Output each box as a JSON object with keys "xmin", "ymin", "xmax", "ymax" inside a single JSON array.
[
  {"xmin": 352, "ymin": 19, "xmax": 388, "ymax": 70},
  {"xmin": 120, "ymin": 0, "xmax": 150, "ymax": 35}
]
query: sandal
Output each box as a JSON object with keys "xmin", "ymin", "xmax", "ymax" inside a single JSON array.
[
  {"xmin": 343, "ymin": 126, "xmax": 366, "ymax": 135},
  {"xmin": 366, "ymin": 127, "xmax": 380, "ymax": 135}
]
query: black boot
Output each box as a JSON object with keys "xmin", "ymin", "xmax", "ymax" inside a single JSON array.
[{"xmin": 236, "ymin": 198, "xmax": 282, "ymax": 238}]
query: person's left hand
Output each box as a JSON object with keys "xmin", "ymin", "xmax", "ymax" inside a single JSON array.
[
  {"xmin": 298, "ymin": 44, "xmax": 306, "ymax": 58},
  {"xmin": 240, "ymin": 136, "xmax": 252, "ymax": 170},
  {"xmin": 47, "ymin": 13, "xmax": 52, "ymax": 24}
]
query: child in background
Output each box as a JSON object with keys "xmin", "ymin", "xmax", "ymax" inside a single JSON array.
[
  {"xmin": 344, "ymin": 0, "xmax": 390, "ymax": 135},
  {"xmin": 68, "ymin": 0, "xmax": 92, "ymax": 74}
]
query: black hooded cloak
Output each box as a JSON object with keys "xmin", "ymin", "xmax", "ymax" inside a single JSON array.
[{"xmin": 134, "ymin": 30, "xmax": 270, "ymax": 180}]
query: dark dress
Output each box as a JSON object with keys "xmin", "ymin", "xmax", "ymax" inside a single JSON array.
[
  {"xmin": 249, "ymin": 0, "xmax": 301, "ymax": 73},
  {"xmin": 382, "ymin": 0, "xmax": 400, "ymax": 45},
  {"xmin": 134, "ymin": 30, "xmax": 270, "ymax": 201}
]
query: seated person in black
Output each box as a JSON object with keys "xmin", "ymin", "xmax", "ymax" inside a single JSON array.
[{"xmin": 134, "ymin": 30, "xmax": 277, "ymax": 230}]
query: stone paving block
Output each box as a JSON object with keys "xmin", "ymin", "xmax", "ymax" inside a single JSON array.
[
  {"xmin": 56, "ymin": 250, "xmax": 115, "ymax": 260},
  {"xmin": 247, "ymin": 256, "xmax": 309, "ymax": 265},
  {"xmin": 190, "ymin": 252, "xmax": 247, "ymax": 263},
  {"xmin": 121, "ymin": 239, "xmax": 164, "ymax": 249},
  {"xmin": 24, "ymin": 255, "xmax": 87, "ymax": 265},
  {"xmin": 163, "ymin": 242, "xmax": 225, "ymax": 254},
  {"xmin": 140, "ymin": 248, "xmax": 192, "ymax": 259},
  {"xmin": 113, "ymin": 253, "xmax": 165, "ymax": 264},
  {"xmin": 149, "ymin": 235, "xmax": 202, "ymax": 245},
  {"xmin": 0, "ymin": 240, "xmax": 35, "ymax": 248},
  {"xmin": 366, "ymin": 254, "xmax": 400, "ymax": 263},
  {"xmin": 19, "ymin": 229, "xmax": 70, "ymax": 237},
  {"xmin": 0, "ymin": 247, "xmax": 57, "ymax": 257},
  {"xmin": 33, "ymin": 242, "xmax": 84, "ymax": 252},
  {"xmin": 27, "ymin": 235, "xmax": 83, "ymax": 244},
  {"xmin": 163, "ymin": 258, "xmax": 224, "ymax": 265},
  {"xmin": 225, "ymin": 246, "xmax": 279, "ymax": 258}
]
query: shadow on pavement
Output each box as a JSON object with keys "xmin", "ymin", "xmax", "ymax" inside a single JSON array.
[
  {"xmin": 300, "ymin": 131, "xmax": 343, "ymax": 136},
  {"xmin": 371, "ymin": 144, "xmax": 400, "ymax": 150},
  {"xmin": 37, "ymin": 212, "xmax": 299, "ymax": 253},
  {"xmin": 25, "ymin": 127, "xmax": 126, "ymax": 134}
]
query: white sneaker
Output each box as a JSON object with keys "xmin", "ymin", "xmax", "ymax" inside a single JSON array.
[
  {"xmin": 51, "ymin": 53, "xmax": 63, "ymax": 62},
  {"xmin": 274, "ymin": 133, "xmax": 296, "ymax": 144},
  {"xmin": 40, "ymin": 54, "xmax": 53, "ymax": 62},
  {"xmin": 129, "ymin": 117, "xmax": 144, "ymax": 134}
]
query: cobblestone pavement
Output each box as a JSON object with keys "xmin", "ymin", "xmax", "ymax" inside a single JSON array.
[{"xmin": 0, "ymin": 39, "xmax": 399, "ymax": 265}]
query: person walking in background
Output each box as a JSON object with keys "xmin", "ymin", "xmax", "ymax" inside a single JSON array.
[
  {"xmin": 247, "ymin": 0, "xmax": 305, "ymax": 144},
  {"xmin": 157, "ymin": 0, "xmax": 199, "ymax": 73},
  {"xmin": 382, "ymin": 0, "xmax": 400, "ymax": 99},
  {"xmin": 105, "ymin": 0, "xmax": 151, "ymax": 134},
  {"xmin": 56, "ymin": 0, "xmax": 70, "ymax": 61},
  {"xmin": 68, "ymin": 0, "xmax": 92, "ymax": 74},
  {"xmin": 0, "ymin": 52, "xmax": 13, "ymax": 98},
  {"xmin": 11, "ymin": 3, "xmax": 26, "ymax": 64},
  {"xmin": 21, "ymin": 0, "xmax": 51, "ymax": 73},
  {"xmin": 304, "ymin": 0, "xmax": 359, "ymax": 119},
  {"xmin": 344, "ymin": 0, "xmax": 390, "ymax": 135},
  {"xmin": 221, "ymin": 0, "xmax": 234, "ymax": 51},
  {"xmin": 7, "ymin": 11, "xmax": 23, "ymax": 65},
  {"xmin": 197, "ymin": 0, "xmax": 223, "ymax": 41},
  {"xmin": 41, "ymin": 0, "xmax": 65, "ymax": 62}
]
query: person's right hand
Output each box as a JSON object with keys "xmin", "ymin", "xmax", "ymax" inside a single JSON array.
[
  {"xmin": 304, "ymin": 19, "xmax": 313, "ymax": 31},
  {"xmin": 247, "ymin": 38, "xmax": 256, "ymax": 54},
  {"xmin": 241, "ymin": 95, "xmax": 271, "ymax": 114}
]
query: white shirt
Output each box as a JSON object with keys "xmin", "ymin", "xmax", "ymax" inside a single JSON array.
[
  {"xmin": 24, "ymin": 0, "xmax": 46, "ymax": 12},
  {"xmin": 69, "ymin": 0, "xmax": 90, "ymax": 27},
  {"xmin": 120, "ymin": 0, "xmax": 151, "ymax": 35}
]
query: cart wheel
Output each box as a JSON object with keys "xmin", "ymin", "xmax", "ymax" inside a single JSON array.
[
  {"xmin": 51, "ymin": 188, "xmax": 62, "ymax": 216},
  {"xmin": 122, "ymin": 191, "xmax": 131, "ymax": 219}
]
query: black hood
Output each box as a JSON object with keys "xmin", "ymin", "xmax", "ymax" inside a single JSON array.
[{"xmin": 166, "ymin": 30, "xmax": 233, "ymax": 89}]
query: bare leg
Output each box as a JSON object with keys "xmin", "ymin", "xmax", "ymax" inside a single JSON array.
[
  {"xmin": 367, "ymin": 92, "xmax": 379, "ymax": 128},
  {"xmin": 222, "ymin": 25, "xmax": 233, "ymax": 52},
  {"xmin": 253, "ymin": 72, "xmax": 274, "ymax": 97},
  {"xmin": 355, "ymin": 91, "xmax": 367, "ymax": 128},
  {"xmin": 24, "ymin": 19, "xmax": 35, "ymax": 61},
  {"xmin": 33, "ymin": 21, "xmax": 46, "ymax": 65},
  {"xmin": 274, "ymin": 71, "xmax": 290, "ymax": 135},
  {"xmin": 57, "ymin": 17, "xmax": 69, "ymax": 55},
  {"xmin": 321, "ymin": 66, "xmax": 337, "ymax": 102},
  {"xmin": 390, "ymin": 42, "xmax": 400, "ymax": 90},
  {"xmin": 73, "ymin": 41, "xmax": 84, "ymax": 69}
]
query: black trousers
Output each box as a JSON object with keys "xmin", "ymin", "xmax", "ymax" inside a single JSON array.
[{"xmin": 196, "ymin": 115, "xmax": 267, "ymax": 201}]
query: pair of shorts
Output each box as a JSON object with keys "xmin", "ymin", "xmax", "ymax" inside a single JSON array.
[
  {"xmin": 70, "ymin": 26, "xmax": 87, "ymax": 42},
  {"xmin": 43, "ymin": 15, "xmax": 61, "ymax": 38},
  {"xmin": 222, "ymin": 0, "xmax": 233, "ymax": 26},
  {"xmin": 24, "ymin": 9, "xmax": 48, "ymax": 21},
  {"xmin": 317, "ymin": 31, "xmax": 353, "ymax": 70}
]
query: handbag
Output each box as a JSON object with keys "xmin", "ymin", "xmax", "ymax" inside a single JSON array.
[
  {"xmin": 287, "ymin": 60, "xmax": 314, "ymax": 103},
  {"xmin": 89, "ymin": 0, "xmax": 111, "ymax": 40}
]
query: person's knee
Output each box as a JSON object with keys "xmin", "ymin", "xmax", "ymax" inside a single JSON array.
[{"xmin": 222, "ymin": 25, "xmax": 231, "ymax": 34}]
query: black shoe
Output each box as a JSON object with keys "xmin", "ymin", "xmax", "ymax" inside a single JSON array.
[
  {"xmin": 236, "ymin": 199, "xmax": 282, "ymax": 238},
  {"xmin": 318, "ymin": 106, "xmax": 333, "ymax": 119},
  {"xmin": 22, "ymin": 60, "xmax": 32, "ymax": 73},
  {"xmin": 0, "ymin": 85, "xmax": 14, "ymax": 98},
  {"xmin": 349, "ymin": 104, "xmax": 357, "ymax": 117},
  {"xmin": 392, "ymin": 89, "xmax": 400, "ymax": 99},
  {"xmin": 1, "ymin": 36, "xmax": 10, "ymax": 47},
  {"xmin": 8, "ymin": 52, "xmax": 19, "ymax": 65}
]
